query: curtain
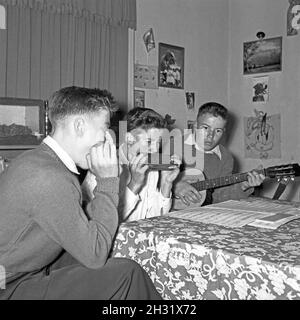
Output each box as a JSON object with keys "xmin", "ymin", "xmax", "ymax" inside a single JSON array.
[{"xmin": 0, "ymin": 0, "xmax": 136, "ymax": 110}]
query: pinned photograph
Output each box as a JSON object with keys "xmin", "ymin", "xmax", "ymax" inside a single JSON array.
[
  {"xmin": 252, "ymin": 76, "xmax": 269, "ymax": 103},
  {"xmin": 243, "ymin": 37, "xmax": 282, "ymax": 75},
  {"xmin": 134, "ymin": 90, "xmax": 145, "ymax": 108},
  {"xmin": 185, "ymin": 92, "xmax": 195, "ymax": 110}
]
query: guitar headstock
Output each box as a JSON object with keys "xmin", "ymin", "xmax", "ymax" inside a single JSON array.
[{"xmin": 265, "ymin": 163, "xmax": 300, "ymax": 180}]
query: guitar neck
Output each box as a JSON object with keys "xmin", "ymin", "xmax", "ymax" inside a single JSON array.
[{"xmin": 190, "ymin": 169, "xmax": 266, "ymax": 191}]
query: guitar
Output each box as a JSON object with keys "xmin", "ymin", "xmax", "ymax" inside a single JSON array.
[{"xmin": 172, "ymin": 163, "xmax": 300, "ymax": 210}]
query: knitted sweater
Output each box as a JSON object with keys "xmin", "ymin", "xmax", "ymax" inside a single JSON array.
[
  {"xmin": 182, "ymin": 142, "xmax": 253, "ymax": 204},
  {"xmin": 0, "ymin": 143, "xmax": 119, "ymax": 283}
]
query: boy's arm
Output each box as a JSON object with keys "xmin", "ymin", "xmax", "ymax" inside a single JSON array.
[{"xmin": 34, "ymin": 173, "xmax": 119, "ymax": 269}]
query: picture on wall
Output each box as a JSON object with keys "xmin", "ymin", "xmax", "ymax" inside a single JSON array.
[
  {"xmin": 158, "ymin": 43, "xmax": 184, "ymax": 89},
  {"xmin": 134, "ymin": 90, "xmax": 145, "ymax": 108},
  {"xmin": 134, "ymin": 64, "xmax": 158, "ymax": 89},
  {"xmin": 243, "ymin": 37, "xmax": 282, "ymax": 75},
  {"xmin": 252, "ymin": 76, "xmax": 269, "ymax": 103},
  {"xmin": 0, "ymin": 98, "xmax": 45, "ymax": 149},
  {"xmin": 185, "ymin": 92, "xmax": 195, "ymax": 110},
  {"xmin": 244, "ymin": 110, "xmax": 281, "ymax": 159}
]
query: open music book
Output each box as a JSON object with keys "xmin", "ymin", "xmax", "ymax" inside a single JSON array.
[{"xmin": 169, "ymin": 198, "xmax": 300, "ymax": 229}]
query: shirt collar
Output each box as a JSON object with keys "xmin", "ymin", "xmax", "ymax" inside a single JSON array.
[
  {"xmin": 184, "ymin": 134, "xmax": 222, "ymax": 160},
  {"xmin": 43, "ymin": 136, "xmax": 80, "ymax": 175}
]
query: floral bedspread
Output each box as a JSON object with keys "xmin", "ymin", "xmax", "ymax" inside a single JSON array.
[{"xmin": 112, "ymin": 214, "xmax": 300, "ymax": 300}]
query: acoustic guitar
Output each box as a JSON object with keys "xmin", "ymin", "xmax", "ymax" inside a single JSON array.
[{"xmin": 172, "ymin": 163, "xmax": 300, "ymax": 210}]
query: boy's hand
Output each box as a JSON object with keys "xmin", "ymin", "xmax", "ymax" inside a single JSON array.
[
  {"xmin": 87, "ymin": 132, "xmax": 119, "ymax": 178},
  {"xmin": 241, "ymin": 166, "xmax": 266, "ymax": 191},
  {"xmin": 173, "ymin": 180, "xmax": 202, "ymax": 206},
  {"xmin": 127, "ymin": 153, "xmax": 149, "ymax": 195}
]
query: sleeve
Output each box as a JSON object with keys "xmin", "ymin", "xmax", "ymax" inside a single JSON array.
[
  {"xmin": 81, "ymin": 170, "xmax": 97, "ymax": 202},
  {"xmin": 33, "ymin": 172, "xmax": 119, "ymax": 269},
  {"xmin": 118, "ymin": 186, "xmax": 140, "ymax": 221},
  {"xmin": 212, "ymin": 152, "xmax": 254, "ymax": 204},
  {"xmin": 159, "ymin": 191, "xmax": 172, "ymax": 215}
]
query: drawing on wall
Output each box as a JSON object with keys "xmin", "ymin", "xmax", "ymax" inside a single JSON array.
[
  {"xmin": 185, "ymin": 92, "xmax": 195, "ymax": 110},
  {"xmin": 244, "ymin": 110, "xmax": 281, "ymax": 159},
  {"xmin": 134, "ymin": 90, "xmax": 145, "ymax": 108},
  {"xmin": 158, "ymin": 43, "xmax": 184, "ymax": 89},
  {"xmin": 134, "ymin": 64, "xmax": 158, "ymax": 89},
  {"xmin": 287, "ymin": 0, "xmax": 300, "ymax": 36},
  {"xmin": 243, "ymin": 37, "xmax": 282, "ymax": 75},
  {"xmin": 143, "ymin": 28, "xmax": 155, "ymax": 53},
  {"xmin": 252, "ymin": 76, "xmax": 269, "ymax": 103}
]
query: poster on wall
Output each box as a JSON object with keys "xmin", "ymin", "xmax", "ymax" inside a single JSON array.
[
  {"xmin": 134, "ymin": 90, "xmax": 145, "ymax": 108},
  {"xmin": 252, "ymin": 76, "xmax": 269, "ymax": 103},
  {"xmin": 134, "ymin": 64, "xmax": 158, "ymax": 89},
  {"xmin": 243, "ymin": 37, "xmax": 282, "ymax": 75},
  {"xmin": 244, "ymin": 110, "xmax": 281, "ymax": 159}
]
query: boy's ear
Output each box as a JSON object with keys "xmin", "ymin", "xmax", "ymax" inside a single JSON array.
[
  {"xmin": 126, "ymin": 132, "xmax": 136, "ymax": 145},
  {"xmin": 73, "ymin": 117, "xmax": 85, "ymax": 137}
]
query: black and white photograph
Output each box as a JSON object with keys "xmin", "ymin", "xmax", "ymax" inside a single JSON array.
[
  {"xmin": 158, "ymin": 42, "xmax": 184, "ymax": 89},
  {"xmin": 0, "ymin": 0, "xmax": 300, "ymax": 307},
  {"xmin": 134, "ymin": 89, "xmax": 145, "ymax": 108},
  {"xmin": 243, "ymin": 36, "xmax": 282, "ymax": 75}
]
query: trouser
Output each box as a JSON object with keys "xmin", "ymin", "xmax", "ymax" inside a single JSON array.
[{"xmin": 1, "ymin": 252, "xmax": 162, "ymax": 300}]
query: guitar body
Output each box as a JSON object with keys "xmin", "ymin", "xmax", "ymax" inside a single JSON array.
[{"xmin": 172, "ymin": 168, "xmax": 207, "ymax": 211}]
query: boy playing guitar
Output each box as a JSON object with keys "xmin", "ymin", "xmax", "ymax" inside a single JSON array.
[{"xmin": 173, "ymin": 102, "xmax": 266, "ymax": 209}]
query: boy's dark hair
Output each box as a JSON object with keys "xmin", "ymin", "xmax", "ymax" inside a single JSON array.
[
  {"xmin": 48, "ymin": 86, "xmax": 117, "ymax": 131},
  {"xmin": 197, "ymin": 102, "xmax": 228, "ymax": 122},
  {"xmin": 126, "ymin": 107, "xmax": 166, "ymax": 132}
]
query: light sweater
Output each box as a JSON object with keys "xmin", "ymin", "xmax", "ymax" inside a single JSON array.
[{"xmin": 0, "ymin": 142, "xmax": 119, "ymax": 283}]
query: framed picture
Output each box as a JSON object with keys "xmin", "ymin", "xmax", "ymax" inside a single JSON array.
[
  {"xmin": 158, "ymin": 43, "xmax": 184, "ymax": 89},
  {"xmin": 0, "ymin": 97, "xmax": 46, "ymax": 149},
  {"xmin": 243, "ymin": 36, "xmax": 282, "ymax": 75},
  {"xmin": 134, "ymin": 90, "xmax": 145, "ymax": 108}
]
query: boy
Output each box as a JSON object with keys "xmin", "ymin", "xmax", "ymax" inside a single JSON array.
[
  {"xmin": 0, "ymin": 86, "xmax": 161, "ymax": 300},
  {"xmin": 173, "ymin": 102, "xmax": 265, "ymax": 207},
  {"xmin": 82, "ymin": 107, "xmax": 180, "ymax": 222}
]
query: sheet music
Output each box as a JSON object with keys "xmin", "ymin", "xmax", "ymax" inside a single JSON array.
[{"xmin": 169, "ymin": 199, "xmax": 300, "ymax": 229}]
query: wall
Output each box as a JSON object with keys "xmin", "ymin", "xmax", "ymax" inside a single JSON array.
[
  {"xmin": 228, "ymin": 0, "xmax": 300, "ymax": 200},
  {"xmin": 135, "ymin": 0, "xmax": 229, "ymax": 130}
]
